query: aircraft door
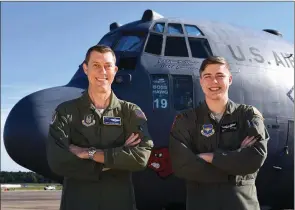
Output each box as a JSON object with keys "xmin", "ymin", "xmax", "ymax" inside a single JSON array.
[
  {"xmin": 171, "ymin": 75, "xmax": 194, "ymax": 111},
  {"xmin": 256, "ymin": 118, "xmax": 294, "ymax": 208},
  {"xmin": 271, "ymin": 119, "xmax": 294, "ymax": 170},
  {"xmin": 148, "ymin": 75, "xmax": 171, "ymax": 148}
]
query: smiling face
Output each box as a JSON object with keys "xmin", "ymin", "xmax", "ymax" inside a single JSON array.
[
  {"xmin": 200, "ymin": 63, "xmax": 232, "ymax": 101},
  {"xmin": 83, "ymin": 51, "xmax": 118, "ymax": 93}
]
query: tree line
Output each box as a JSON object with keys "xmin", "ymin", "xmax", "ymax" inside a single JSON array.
[{"xmin": 0, "ymin": 171, "xmax": 55, "ymax": 183}]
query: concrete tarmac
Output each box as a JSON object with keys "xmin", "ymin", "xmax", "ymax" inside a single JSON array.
[
  {"xmin": 1, "ymin": 190, "xmax": 61, "ymax": 210},
  {"xmin": 1, "ymin": 191, "xmax": 293, "ymax": 210}
]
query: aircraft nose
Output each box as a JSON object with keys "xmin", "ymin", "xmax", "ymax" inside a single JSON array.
[{"xmin": 3, "ymin": 86, "xmax": 84, "ymax": 181}]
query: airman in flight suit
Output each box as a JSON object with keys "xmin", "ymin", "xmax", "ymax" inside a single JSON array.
[
  {"xmin": 47, "ymin": 45, "xmax": 153, "ymax": 210},
  {"xmin": 169, "ymin": 56, "xmax": 269, "ymax": 210}
]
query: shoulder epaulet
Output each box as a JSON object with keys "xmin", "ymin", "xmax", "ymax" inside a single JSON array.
[
  {"xmin": 57, "ymin": 98, "xmax": 77, "ymax": 110},
  {"xmin": 171, "ymin": 109, "xmax": 196, "ymax": 131},
  {"xmin": 172, "ymin": 108, "xmax": 194, "ymax": 124},
  {"xmin": 121, "ymin": 100, "xmax": 147, "ymax": 121}
]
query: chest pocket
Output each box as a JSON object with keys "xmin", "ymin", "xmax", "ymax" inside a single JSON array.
[
  {"xmin": 69, "ymin": 109, "xmax": 125, "ymax": 148},
  {"xmin": 193, "ymin": 123, "xmax": 217, "ymax": 153},
  {"xmin": 70, "ymin": 113, "xmax": 99, "ymax": 147},
  {"xmin": 71, "ymin": 119, "xmax": 125, "ymax": 148},
  {"xmin": 219, "ymin": 121, "xmax": 242, "ymax": 151},
  {"xmin": 100, "ymin": 119, "xmax": 124, "ymax": 148},
  {"xmin": 99, "ymin": 110, "xmax": 126, "ymax": 149}
]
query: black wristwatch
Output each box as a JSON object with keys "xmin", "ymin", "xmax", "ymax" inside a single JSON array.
[{"xmin": 88, "ymin": 147, "xmax": 97, "ymax": 160}]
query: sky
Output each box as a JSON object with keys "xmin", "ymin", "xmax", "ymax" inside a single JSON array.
[{"xmin": 1, "ymin": 2, "xmax": 294, "ymax": 172}]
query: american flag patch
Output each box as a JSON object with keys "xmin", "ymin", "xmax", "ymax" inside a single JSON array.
[{"xmin": 135, "ymin": 109, "xmax": 147, "ymax": 120}]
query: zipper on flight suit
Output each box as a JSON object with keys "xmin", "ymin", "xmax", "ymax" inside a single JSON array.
[
  {"xmin": 98, "ymin": 115, "xmax": 102, "ymax": 181},
  {"xmin": 208, "ymin": 112, "xmax": 224, "ymax": 150},
  {"xmin": 210, "ymin": 112, "xmax": 226, "ymax": 149},
  {"xmin": 96, "ymin": 108, "xmax": 112, "ymax": 181},
  {"xmin": 98, "ymin": 109, "xmax": 106, "ymax": 181},
  {"xmin": 209, "ymin": 112, "xmax": 227, "ymax": 209},
  {"xmin": 93, "ymin": 107, "xmax": 103, "ymax": 146}
]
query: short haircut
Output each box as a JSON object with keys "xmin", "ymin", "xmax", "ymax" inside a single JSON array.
[
  {"xmin": 199, "ymin": 56, "xmax": 230, "ymax": 76},
  {"xmin": 83, "ymin": 45, "xmax": 116, "ymax": 65}
]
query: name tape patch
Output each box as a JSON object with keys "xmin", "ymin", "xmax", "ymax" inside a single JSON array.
[
  {"xmin": 103, "ymin": 116, "xmax": 121, "ymax": 125},
  {"xmin": 221, "ymin": 122, "xmax": 238, "ymax": 133}
]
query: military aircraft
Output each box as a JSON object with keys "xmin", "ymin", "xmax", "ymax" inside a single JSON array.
[{"xmin": 3, "ymin": 9, "xmax": 294, "ymax": 210}]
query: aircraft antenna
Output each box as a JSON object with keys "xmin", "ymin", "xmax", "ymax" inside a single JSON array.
[
  {"xmin": 263, "ymin": 29, "xmax": 283, "ymax": 37},
  {"xmin": 110, "ymin": 22, "xmax": 121, "ymax": 31}
]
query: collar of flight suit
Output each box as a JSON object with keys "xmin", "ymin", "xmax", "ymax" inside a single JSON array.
[
  {"xmin": 201, "ymin": 99, "xmax": 237, "ymax": 116},
  {"xmin": 79, "ymin": 90, "xmax": 121, "ymax": 110}
]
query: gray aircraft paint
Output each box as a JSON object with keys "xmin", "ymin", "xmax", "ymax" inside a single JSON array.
[{"xmin": 3, "ymin": 10, "xmax": 294, "ymax": 210}]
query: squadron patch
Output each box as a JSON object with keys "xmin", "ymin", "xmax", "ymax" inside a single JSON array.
[
  {"xmin": 103, "ymin": 116, "xmax": 121, "ymax": 125},
  {"xmin": 82, "ymin": 114, "xmax": 95, "ymax": 127},
  {"xmin": 134, "ymin": 109, "xmax": 147, "ymax": 120},
  {"xmin": 247, "ymin": 119, "xmax": 259, "ymax": 128},
  {"xmin": 201, "ymin": 124, "xmax": 215, "ymax": 137}
]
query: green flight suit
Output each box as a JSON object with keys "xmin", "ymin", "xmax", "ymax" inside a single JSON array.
[
  {"xmin": 169, "ymin": 100, "xmax": 269, "ymax": 210},
  {"xmin": 47, "ymin": 91, "xmax": 153, "ymax": 210}
]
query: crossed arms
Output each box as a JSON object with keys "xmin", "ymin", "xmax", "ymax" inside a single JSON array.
[
  {"xmin": 169, "ymin": 109, "xmax": 269, "ymax": 182},
  {"xmin": 46, "ymin": 105, "xmax": 153, "ymax": 181}
]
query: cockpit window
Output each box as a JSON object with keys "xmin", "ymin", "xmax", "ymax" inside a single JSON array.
[
  {"xmin": 168, "ymin": 23, "xmax": 183, "ymax": 35},
  {"xmin": 184, "ymin": 25, "xmax": 204, "ymax": 36},
  {"xmin": 165, "ymin": 37, "xmax": 188, "ymax": 57},
  {"xmin": 99, "ymin": 33, "xmax": 119, "ymax": 48},
  {"xmin": 114, "ymin": 35, "xmax": 143, "ymax": 52},
  {"xmin": 118, "ymin": 57, "xmax": 137, "ymax": 71},
  {"xmin": 172, "ymin": 75, "xmax": 193, "ymax": 110},
  {"xmin": 153, "ymin": 23, "xmax": 165, "ymax": 33},
  {"xmin": 188, "ymin": 38, "xmax": 213, "ymax": 59},
  {"xmin": 145, "ymin": 34, "xmax": 163, "ymax": 55}
]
